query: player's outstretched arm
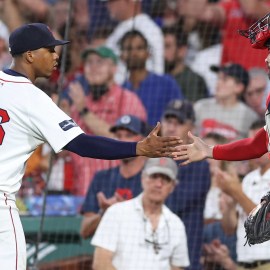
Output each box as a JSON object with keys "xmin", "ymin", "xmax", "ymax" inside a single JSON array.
[
  {"xmin": 64, "ymin": 122, "xmax": 182, "ymax": 160},
  {"xmin": 172, "ymin": 131, "xmax": 214, "ymax": 165},
  {"xmin": 136, "ymin": 122, "xmax": 182, "ymax": 157},
  {"xmin": 173, "ymin": 127, "xmax": 268, "ymax": 165}
]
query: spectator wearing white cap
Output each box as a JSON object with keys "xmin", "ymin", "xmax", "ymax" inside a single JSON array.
[
  {"xmin": 92, "ymin": 157, "xmax": 190, "ymax": 270},
  {"xmin": 244, "ymin": 68, "xmax": 270, "ymax": 118}
]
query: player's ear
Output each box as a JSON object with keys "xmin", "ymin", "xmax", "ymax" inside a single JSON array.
[{"xmin": 24, "ymin": 51, "xmax": 34, "ymax": 63}]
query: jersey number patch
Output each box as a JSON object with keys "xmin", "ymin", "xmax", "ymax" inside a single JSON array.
[{"xmin": 0, "ymin": 109, "xmax": 10, "ymax": 145}]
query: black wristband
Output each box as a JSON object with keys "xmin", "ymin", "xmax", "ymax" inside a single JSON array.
[{"xmin": 79, "ymin": 107, "xmax": 89, "ymax": 117}]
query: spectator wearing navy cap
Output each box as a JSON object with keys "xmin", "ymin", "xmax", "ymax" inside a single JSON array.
[
  {"xmin": 80, "ymin": 115, "xmax": 148, "ymax": 239},
  {"xmin": 161, "ymin": 99, "xmax": 211, "ymax": 270},
  {"xmin": 194, "ymin": 63, "xmax": 259, "ymax": 140}
]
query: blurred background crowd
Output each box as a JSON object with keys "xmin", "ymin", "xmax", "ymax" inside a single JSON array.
[{"xmin": 1, "ymin": 0, "xmax": 270, "ymax": 269}]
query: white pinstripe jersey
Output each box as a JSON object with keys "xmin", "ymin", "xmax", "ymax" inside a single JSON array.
[{"xmin": 0, "ymin": 71, "xmax": 83, "ymax": 194}]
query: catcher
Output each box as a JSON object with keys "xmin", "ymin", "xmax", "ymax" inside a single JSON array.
[{"xmin": 173, "ymin": 12, "xmax": 270, "ymax": 248}]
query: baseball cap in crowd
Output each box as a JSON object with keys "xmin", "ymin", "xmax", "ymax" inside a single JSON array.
[
  {"xmin": 162, "ymin": 100, "xmax": 195, "ymax": 123},
  {"xmin": 210, "ymin": 63, "xmax": 249, "ymax": 87},
  {"xmin": 81, "ymin": 46, "xmax": 118, "ymax": 63},
  {"xmin": 201, "ymin": 119, "xmax": 239, "ymax": 141},
  {"xmin": 9, "ymin": 23, "xmax": 70, "ymax": 56},
  {"xmin": 143, "ymin": 157, "xmax": 178, "ymax": 182},
  {"xmin": 110, "ymin": 115, "xmax": 145, "ymax": 135}
]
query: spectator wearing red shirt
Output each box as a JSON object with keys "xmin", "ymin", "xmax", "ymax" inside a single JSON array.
[
  {"xmin": 65, "ymin": 46, "xmax": 147, "ymax": 195},
  {"xmin": 180, "ymin": 0, "xmax": 270, "ymax": 70}
]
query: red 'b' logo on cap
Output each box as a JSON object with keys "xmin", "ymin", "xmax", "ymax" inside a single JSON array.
[{"xmin": 159, "ymin": 158, "xmax": 167, "ymax": 166}]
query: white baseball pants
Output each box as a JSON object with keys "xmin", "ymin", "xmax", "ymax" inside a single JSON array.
[{"xmin": 0, "ymin": 192, "xmax": 26, "ymax": 270}]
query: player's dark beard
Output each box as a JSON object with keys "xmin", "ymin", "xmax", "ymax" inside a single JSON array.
[
  {"xmin": 164, "ymin": 60, "xmax": 176, "ymax": 73},
  {"xmin": 90, "ymin": 84, "xmax": 109, "ymax": 100}
]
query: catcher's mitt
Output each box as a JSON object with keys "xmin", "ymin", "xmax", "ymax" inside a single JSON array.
[{"xmin": 244, "ymin": 192, "xmax": 270, "ymax": 246}]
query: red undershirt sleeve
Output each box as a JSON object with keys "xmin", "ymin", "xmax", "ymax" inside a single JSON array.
[{"xmin": 213, "ymin": 128, "xmax": 268, "ymax": 160}]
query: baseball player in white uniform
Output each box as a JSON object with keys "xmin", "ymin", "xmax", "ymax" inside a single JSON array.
[{"xmin": 0, "ymin": 23, "xmax": 181, "ymax": 269}]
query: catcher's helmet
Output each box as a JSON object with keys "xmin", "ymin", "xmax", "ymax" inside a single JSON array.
[{"xmin": 239, "ymin": 13, "xmax": 270, "ymax": 50}]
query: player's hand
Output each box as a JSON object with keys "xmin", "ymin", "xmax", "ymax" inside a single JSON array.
[
  {"xmin": 136, "ymin": 122, "xmax": 182, "ymax": 158},
  {"xmin": 172, "ymin": 131, "xmax": 214, "ymax": 165}
]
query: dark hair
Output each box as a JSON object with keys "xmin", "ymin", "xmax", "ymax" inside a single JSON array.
[
  {"xmin": 91, "ymin": 27, "xmax": 114, "ymax": 41},
  {"xmin": 250, "ymin": 119, "xmax": 265, "ymax": 130},
  {"xmin": 119, "ymin": 30, "xmax": 148, "ymax": 49},
  {"xmin": 162, "ymin": 26, "xmax": 188, "ymax": 47},
  {"xmin": 203, "ymin": 132, "xmax": 227, "ymax": 144}
]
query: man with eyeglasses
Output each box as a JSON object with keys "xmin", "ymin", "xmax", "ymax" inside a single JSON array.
[
  {"xmin": 91, "ymin": 157, "xmax": 190, "ymax": 270},
  {"xmin": 244, "ymin": 68, "xmax": 269, "ymax": 118}
]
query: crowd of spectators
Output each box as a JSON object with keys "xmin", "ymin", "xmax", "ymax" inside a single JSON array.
[{"xmin": 2, "ymin": 0, "xmax": 270, "ymax": 269}]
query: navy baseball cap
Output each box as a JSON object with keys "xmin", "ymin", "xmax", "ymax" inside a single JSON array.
[
  {"xmin": 9, "ymin": 23, "xmax": 70, "ymax": 56},
  {"xmin": 110, "ymin": 115, "xmax": 145, "ymax": 135},
  {"xmin": 163, "ymin": 100, "xmax": 195, "ymax": 123},
  {"xmin": 210, "ymin": 63, "xmax": 249, "ymax": 87}
]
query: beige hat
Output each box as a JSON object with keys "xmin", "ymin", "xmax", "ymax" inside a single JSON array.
[{"xmin": 143, "ymin": 158, "xmax": 178, "ymax": 182}]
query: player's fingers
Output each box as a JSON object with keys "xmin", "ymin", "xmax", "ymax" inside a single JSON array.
[
  {"xmin": 151, "ymin": 150, "xmax": 171, "ymax": 158},
  {"xmin": 171, "ymin": 146, "xmax": 188, "ymax": 160},
  {"xmin": 159, "ymin": 135, "xmax": 182, "ymax": 142},
  {"xmin": 164, "ymin": 145, "xmax": 187, "ymax": 153},
  {"xmin": 179, "ymin": 159, "xmax": 191, "ymax": 166},
  {"xmin": 159, "ymin": 137, "xmax": 183, "ymax": 147},
  {"xmin": 149, "ymin": 122, "xmax": 161, "ymax": 136},
  {"xmin": 173, "ymin": 154, "xmax": 189, "ymax": 161},
  {"xmin": 176, "ymin": 144, "xmax": 188, "ymax": 149},
  {"xmin": 173, "ymin": 144, "xmax": 188, "ymax": 152},
  {"xmin": 148, "ymin": 143, "xmax": 185, "ymax": 157}
]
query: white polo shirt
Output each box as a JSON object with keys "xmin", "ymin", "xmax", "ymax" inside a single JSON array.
[
  {"xmin": 91, "ymin": 194, "xmax": 190, "ymax": 270},
  {"xmin": 237, "ymin": 168, "xmax": 270, "ymax": 262}
]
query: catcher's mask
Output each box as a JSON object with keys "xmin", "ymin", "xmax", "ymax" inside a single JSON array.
[{"xmin": 239, "ymin": 13, "xmax": 270, "ymax": 50}]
